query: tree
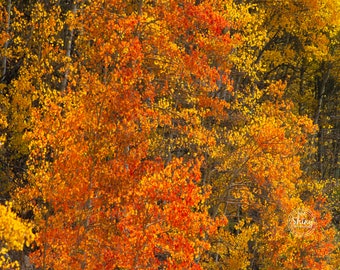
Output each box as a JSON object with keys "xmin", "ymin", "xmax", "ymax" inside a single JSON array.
[
  {"xmin": 17, "ymin": 0, "xmax": 224, "ymax": 268},
  {"xmin": 0, "ymin": 0, "xmax": 68, "ymax": 201},
  {"xmin": 201, "ymin": 81, "xmax": 337, "ymax": 269}
]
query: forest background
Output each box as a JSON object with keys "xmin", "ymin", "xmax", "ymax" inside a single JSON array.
[{"xmin": 0, "ymin": 0, "xmax": 339, "ymax": 269}]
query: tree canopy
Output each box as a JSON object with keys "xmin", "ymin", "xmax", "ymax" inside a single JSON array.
[{"xmin": 0, "ymin": 0, "xmax": 339, "ymax": 269}]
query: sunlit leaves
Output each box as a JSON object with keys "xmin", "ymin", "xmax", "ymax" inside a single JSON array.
[
  {"xmin": 0, "ymin": 0, "xmax": 337, "ymax": 269},
  {"xmin": 0, "ymin": 203, "xmax": 34, "ymax": 269}
]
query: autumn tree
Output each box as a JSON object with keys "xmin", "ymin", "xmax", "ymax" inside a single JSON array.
[
  {"xmin": 224, "ymin": 0, "xmax": 340, "ymax": 179},
  {"xmin": 203, "ymin": 0, "xmax": 340, "ymax": 267},
  {"xmin": 0, "ymin": 0, "xmax": 71, "ymax": 202},
  {"xmin": 198, "ymin": 79, "xmax": 337, "ymax": 269},
  {"xmin": 16, "ymin": 0, "xmax": 224, "ymax": 268}
]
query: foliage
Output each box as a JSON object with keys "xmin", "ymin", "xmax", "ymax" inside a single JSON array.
[
  {"xmin": 0, "ymin": 202, "xmax": 34, "ymax": 269},
  {"xmin": 0, "ymin": 0, "xmax": 338, "ymax": 269}
]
